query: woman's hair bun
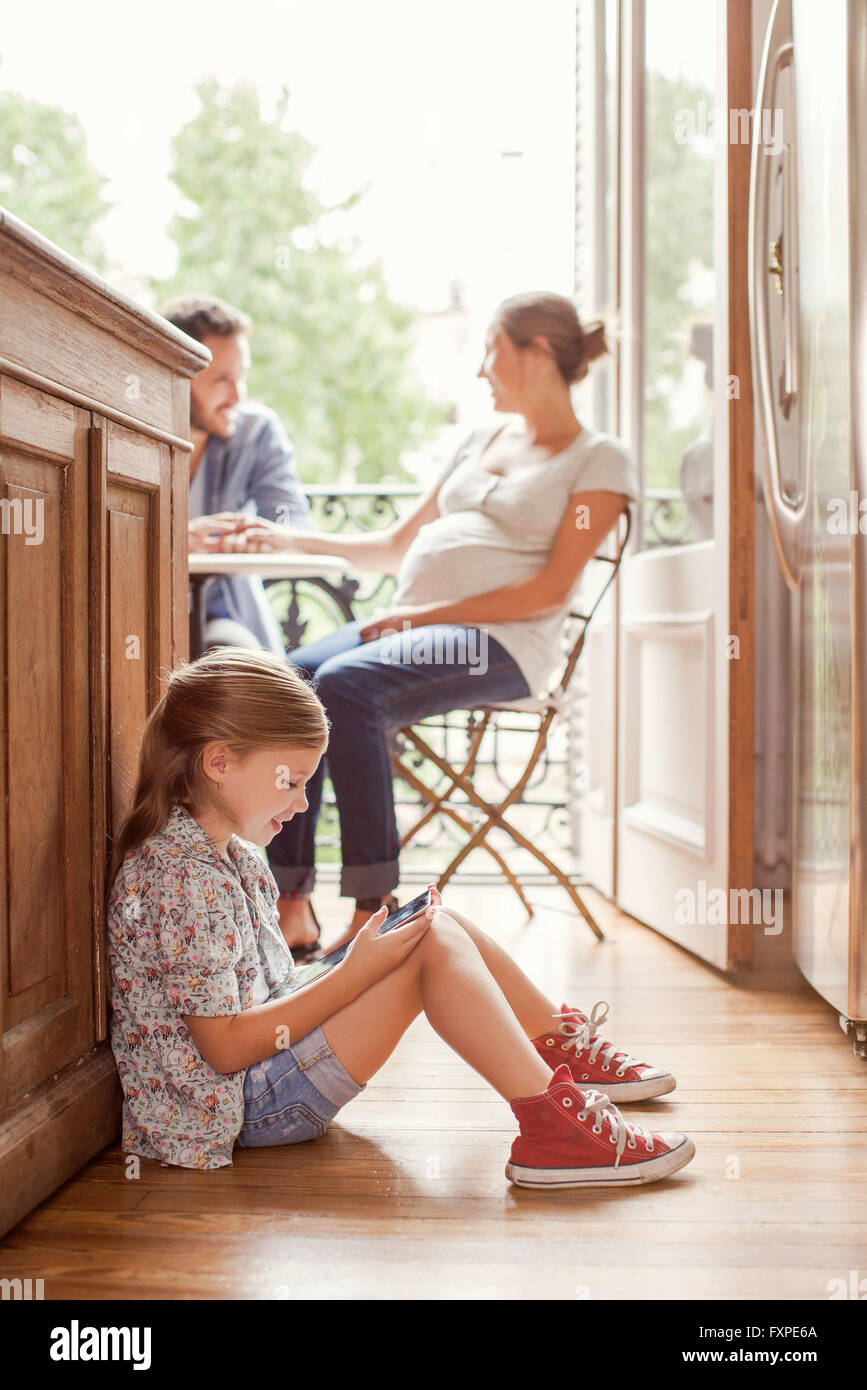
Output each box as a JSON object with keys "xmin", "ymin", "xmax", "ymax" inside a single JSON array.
[
  {"xmin": 577, "ymin": 320, "xmax": 608, "ymax": 370},
  {"xmin": 495, "ymin": 291, "xmax": 609, "ymax": 387}
]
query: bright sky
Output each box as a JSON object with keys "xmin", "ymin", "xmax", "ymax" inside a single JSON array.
[{"xmin": 0, "ymin": 0, "xmax": 579, "ymax": 314}]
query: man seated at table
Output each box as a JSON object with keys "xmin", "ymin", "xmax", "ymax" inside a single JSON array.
[{"xmin": 159, "ymin": 292, "xmax": 311, "ymax": 655}]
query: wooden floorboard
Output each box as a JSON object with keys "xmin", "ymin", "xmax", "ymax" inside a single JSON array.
[{"xmin": 2, "ymin": 883, "xmax": 866, "ymax": 1301}]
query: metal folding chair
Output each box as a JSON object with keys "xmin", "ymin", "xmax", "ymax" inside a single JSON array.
[{"xmin": 390, "ymin": 507, "xmax": 632, "ymax": 939}]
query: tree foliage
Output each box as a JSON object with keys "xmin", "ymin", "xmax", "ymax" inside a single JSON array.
[
  {"xmin": 0, "ymin": 92, "xmax": 109, "ymax": 268},
  {"xmin": 154, "ymin": 79, "xmax": 445, "ymax": 482}
]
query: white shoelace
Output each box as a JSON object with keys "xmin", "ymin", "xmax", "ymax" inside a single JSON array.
[
  {"xmin": 575, "ymin": 1089, "xmax": 655, "ymax": 1167},
  {"xmin": 550, "ymin": 1001, "xmax": 647, "ymax": 1077}
]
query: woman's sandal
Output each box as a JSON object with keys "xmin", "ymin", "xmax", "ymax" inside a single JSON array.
[
  {"xmin": 356, "ymin": 894, "xmax": 399, "ymax": 919},
  {"xmin": 285, "ymin": 898, "xmax": 324, "ymax": 963}
]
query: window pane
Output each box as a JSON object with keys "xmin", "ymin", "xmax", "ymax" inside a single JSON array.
[{"xmin": 644, "ymin": 0, "xmax": 717, "ymax": 545}]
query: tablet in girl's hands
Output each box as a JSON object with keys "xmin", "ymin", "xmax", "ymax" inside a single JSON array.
[
  {"xmin": 285, "ymin": 889, "xmax": 433, "ymax": 992},
  {"xmin": 373, "ymin": 890, "xmax": 433, "ymax": 936}
]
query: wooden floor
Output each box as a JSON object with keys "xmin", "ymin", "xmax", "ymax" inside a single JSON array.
[{"xmin": 2, "ymin": 882, "xmax": 866, "ymax": 1300}]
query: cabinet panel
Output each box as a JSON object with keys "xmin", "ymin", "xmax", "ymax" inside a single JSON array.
[
  {"xmin": 89, "ymin": 420, "xmax": 173, "ymax": 923},
  {"xmin": 7, "ymin": 468, "xmax": 63, "ymax": 993},
  {"xmin": 88, "ymin": 421, "xmax": 172, "ymax": 1048},
  {"xmin": 0, "ymin": 395, "xmax": 93, "ymax": 1107},
  {"xmin": 107, "ymin": 493, "xmax": 155, "ymax": 834},
  {"xmin": 0, "ymin": 376, "xmax": 76, "ymax": 457}
]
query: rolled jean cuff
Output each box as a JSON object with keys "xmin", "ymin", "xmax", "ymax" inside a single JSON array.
[
  {"xmin": 270, "ymin": 864, "xmax": 316, "ymax": 897},
  {"xmin": 290, "ymin": 1026, "xmax": 366, "ymax": 1107},
  {"xmin": 340, "ymin": 859, "xmax": 400, "ymax": 899}
]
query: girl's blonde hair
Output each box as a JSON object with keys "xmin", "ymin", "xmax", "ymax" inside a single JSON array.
[{"xmin": 106, "ymin": 647, "xmax": 330, "ymax": 900}]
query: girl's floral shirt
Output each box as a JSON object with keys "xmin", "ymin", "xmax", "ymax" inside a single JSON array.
[{"xmin": 107, "ymin": 804, "xmax": 297, "ymax": 1171}]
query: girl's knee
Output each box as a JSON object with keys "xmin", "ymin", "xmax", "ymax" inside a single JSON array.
[
  {"xmin": 432, "ymin": 909, "xmax": 461, "ymax": 931},
  {"xmin": 434, "ymin": 906, "xmax": 481, "ymax": 945},
  {"xmin": 419, "ymin": 910, "xmax": 476, "ymax": 953}
]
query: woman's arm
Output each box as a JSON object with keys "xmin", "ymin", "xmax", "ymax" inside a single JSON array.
[
  {"xmin": 362, "ymin": 491, "xmax": 629, "ymax": 636},
  {"xmin": 233, "ymin": 472, "xmax": 445, "ymax": 576}
]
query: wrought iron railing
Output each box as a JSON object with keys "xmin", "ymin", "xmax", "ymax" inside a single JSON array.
[
  {"xmin": 264, "ymin": 482, "xmax": 695, "ymax": 885},
  {"xmin": 644, "ymin": 487, "xmax": 704, "ymax": 547}
]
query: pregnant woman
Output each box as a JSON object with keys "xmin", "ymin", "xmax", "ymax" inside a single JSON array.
[{"xmin": 236, "ymin": 290, "xmax": 639, "ymax": 957}]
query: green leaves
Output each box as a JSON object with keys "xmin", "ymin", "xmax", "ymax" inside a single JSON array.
[
  {"xmin": 0, "ymin": 93, "xmax": 109, "ymax": 269},
  {"xmin": 154, "ymin": 79, "xmax": 445, "ymax": 482}
]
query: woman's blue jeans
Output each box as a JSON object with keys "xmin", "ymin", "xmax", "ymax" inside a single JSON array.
[{"xmin": 266, "ymin": 620, "xmax": 531, "ymax": 900}]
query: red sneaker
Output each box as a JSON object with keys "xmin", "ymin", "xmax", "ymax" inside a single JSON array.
[
  {"xmin": 506, "ymin": 1064, "xmax": 695, "ymax": 1189},
  {"xmin": 532, "ymin": 1001, "xmax": 676, "ymax": 1102}
]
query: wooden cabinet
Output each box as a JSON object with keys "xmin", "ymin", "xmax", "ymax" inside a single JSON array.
[{"xmin": 0, "ymin": 208, "xmax": 208, "ymax": 1235}]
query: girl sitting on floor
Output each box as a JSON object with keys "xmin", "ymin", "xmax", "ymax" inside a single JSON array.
[{"xmin": 106, "ymin": 647, "xmax": 695, "ymax": 1188}]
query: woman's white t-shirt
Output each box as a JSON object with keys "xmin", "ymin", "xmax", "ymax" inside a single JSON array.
[{"xmin": 393, "ymin": 421, "xmax": 640, "ymax": 699}]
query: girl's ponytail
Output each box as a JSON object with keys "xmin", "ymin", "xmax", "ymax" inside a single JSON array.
[
  {"xmin": 106, "ymin": 698, "xmax": 187, "ymax": 902},
  {"xmin": 105, "ymin": 646, "xmax": 330, "ymax": 906}
]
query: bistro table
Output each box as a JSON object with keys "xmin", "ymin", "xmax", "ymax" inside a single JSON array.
[{"xmin": 188, "ymin": 551, "xmax": 349, "ymax": 658}]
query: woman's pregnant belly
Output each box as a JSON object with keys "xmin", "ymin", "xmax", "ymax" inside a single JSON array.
[{"xmin": 393, "ymin": 513, "xmax": 545, "ymax": 610}]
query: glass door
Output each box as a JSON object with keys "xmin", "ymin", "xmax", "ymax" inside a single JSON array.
[{"xmin": 578, "ymin": 0, "xmax": 755, "ymax": 967}]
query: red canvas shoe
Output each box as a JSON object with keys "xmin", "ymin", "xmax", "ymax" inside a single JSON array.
[
  {"xmin": 532, "ymin": 1001, "xmax": 676, "ymax": 1102},
  {"xmin": 506, "ymin": 1064, "xmax": 695, "ymax": 1189}
]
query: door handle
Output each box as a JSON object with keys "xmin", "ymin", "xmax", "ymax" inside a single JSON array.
[
  {"xmin": 768, "ymin": 239, "xmax": 783, "ymax": 294},
  {"xmin": 748, "ymin": 0, "xmax": 805, "ymax": 590}
]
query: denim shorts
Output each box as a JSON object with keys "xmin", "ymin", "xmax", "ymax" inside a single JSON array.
[{"xmin": 235, "ymin": 1025, "xmax": 365, "ymax": 1149}]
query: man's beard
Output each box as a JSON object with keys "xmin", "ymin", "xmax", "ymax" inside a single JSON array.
[{"xmin": 191, "ymin": 401, "xmax": 238, "ymax": 437}]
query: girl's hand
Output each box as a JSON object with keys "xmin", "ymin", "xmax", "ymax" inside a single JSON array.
[
  {"xmin": 341, "ymin": 899, "xmax": 437, "ymax": 992},
  {"xmin": 359, "ymin": 606, "xmax": 427, "ymax": 643}
]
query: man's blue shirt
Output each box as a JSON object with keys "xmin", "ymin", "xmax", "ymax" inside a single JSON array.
[{"xmin": 187, "ymin": 401, "xmax": 311, "ymax": 652}]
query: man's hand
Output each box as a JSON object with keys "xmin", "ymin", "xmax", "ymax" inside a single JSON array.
[
  {"xmin": 231, "ymin": 516, "xmax": 309, "ymax": 553},
  {"xmin": 188, "ymin": 513, "xmax": 249, "ymax": 552}
]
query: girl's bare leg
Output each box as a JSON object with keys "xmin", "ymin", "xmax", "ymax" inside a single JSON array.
[
  {"xmin": 432, "ymin": 902, "xmax": 562, "ymax": 1039},
  {"xmin": 320, "ymin": 911, "xmax": 553, "ymax": 1099}
]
